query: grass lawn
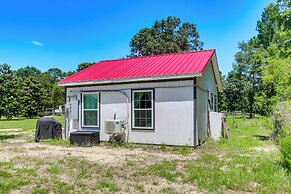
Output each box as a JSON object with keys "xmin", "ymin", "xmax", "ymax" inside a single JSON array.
[
  {"xmin": 0, "ymin": 116, "xmax": 290, "ymax": 193},
  {"xmin": 0, "ymin": 115, "xmax": 64, "ymax": 134}
]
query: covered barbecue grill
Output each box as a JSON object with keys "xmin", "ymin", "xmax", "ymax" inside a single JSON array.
[{"xmin": 35, "ymin": 117, "xmax": 62, "ymax": 141}]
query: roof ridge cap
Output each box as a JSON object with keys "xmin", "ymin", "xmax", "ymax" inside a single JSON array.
[{"xmin": 100, "ymin": 49, "xmax": 215, "ymax": 63}]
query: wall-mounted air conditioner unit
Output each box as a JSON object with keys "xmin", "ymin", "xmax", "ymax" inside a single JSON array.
[{"xmin": 105, "ymin": 120, "xmax": 123, "ymax": 134}]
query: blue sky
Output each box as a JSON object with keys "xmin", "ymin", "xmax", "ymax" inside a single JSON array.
[{"xmin": 0, "ymin": 0, "xmax": 275, "ymax": 75}]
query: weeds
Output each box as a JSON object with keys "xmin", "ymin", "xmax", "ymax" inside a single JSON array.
[
  {"xmin": 0, "ymin": 178, "xmax": 30, "ymax": 193},
  {"xmin": 280, "ymin": 136, "xmax": 291, "ymax": 171},
  {"xmin": 134, "ymin": 183, "xmax": 145, "ymax": 192},
  {"xmin": 40, "ymin": 139, "xmax": 70, "ymax": 146},
  {"xmin": 51, "ymin": 180, "xmax": 74, "ymax": 193},
  {"xmin": 173, "ymin": 145, "xmax": 192, "ymax": 155},
  {"xmin": 16, "ymin": 167, "xmax": 37, "ymax": 176},
  {"xmin": 0, "ymin": 117, "xmax": 290, "ymax": 193},
  {"xmin": 0, "ymin": 170, "xmax": 11, "ymax": 178},
  {"xmin": 161, "ymin": 186, "xmax": 178, "ymax": 193},
  {"xmin": 47, "ymin": 165, "xmax": 62, "ymax": 174},
  {"xmin": 147, "ymin": 160, "xmax": 179, "ymax": 182},
  {"xmin": 32, "ymin": 186, "xmax": 49, "ymax": 194},
  {"xmin": 94, "ymin": 180, "xmax": 119, "ymax": 192}
]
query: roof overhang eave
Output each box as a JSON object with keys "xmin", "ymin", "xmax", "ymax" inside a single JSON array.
[
  {"xmin": 58, "ymin": 73, "xmax": 202, "ymax": 87},
  {"xmin": 210, "ymin": 53, "xmax": 223, "ymax": 93}
]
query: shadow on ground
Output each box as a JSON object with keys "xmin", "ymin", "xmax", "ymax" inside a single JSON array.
[
  {"xmin": 253, "ymin": 135, "xmax": 270, "ymax": 141},
  {"xmin": 0, "ymin": 134, "xmax": 18, "ymax": 141},
  {"xmin": 253, "ymin": 135, "xmax": 278, "ymax": 143}
]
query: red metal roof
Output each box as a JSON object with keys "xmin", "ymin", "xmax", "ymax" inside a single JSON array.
[{"xmin": 59, "ymin": 49, "xmax": 215, "ymax": 84}]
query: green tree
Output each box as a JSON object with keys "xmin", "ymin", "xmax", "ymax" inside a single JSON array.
[
  {"xmin": 224, "ymin": 70, "xmax": 248, "ymax": 113},
  {"xmin": 36, "ymin": 70, "xmax": 65, "ymax": 110},
  {"xmin": 129, "ymin": 16, "xmax": 203, "ymax": 56},
  {"xmin": 41, "ymin": 68, "xmax": 65, "ymax": 110},
  {"xmin": 3, "ymin": 75, "xmax": 21, "ymax": 119},
  {"xmin": 224, "ymin": 0, "xmax": 290, "ymax": 116},
  {"xmin": 256, "ymin": 0, "xmax": 290, "ymax": 49},
  {"xmin": 47, "ymin": 68, "xmax": 65, "ymax": 82},
  {"xmin": 218, "ymin": 73, "xmax": 227, "ymax": 111},
  {"xmin": 0, "ymin": 64, "xmax": 21, "ymax": 119},
  {"xmin": 0, "ymin": 64, "xmax": 11, "ymax": 118},
  {"xmin": 261, "ymin": 0, "xmax": 291, "ymax": 101},
  {"xmin": 256, "ymin": 2, "xmax": 281, "ymax": 49},
  {"xmin": 65, "ymin": 70, "xmax": 75, "ymax": 77},
  {"xmin": 232, "ymin": 38, "xmax": 263, "ymax": 117},
  {"xmin": 52, "ymin": 83, "xmax": 65, "ymax": 109},
  {"xmin": 20, "ymin": 76, "xmax": 45, "ymax": 118},
  {"xmin": 258, "ymin": 0, "xmax": 291, "ymax": 113},
  {"xmin": 77, "ymin": 62, "xmax": 94, "ymax": 72},
  {"xmin": 36, "ymin": 72, "xmax": 54, "ymax": 109},
  {"xmin": 15, "ymin": 66, "xmax": 41, "ymax": 78}
]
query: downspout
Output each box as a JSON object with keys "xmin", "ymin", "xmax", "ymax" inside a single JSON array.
[
  {"xmin": 193, "ymin": 78, "xmax": 198, "ymax": 146},
  {"xmin": 64, "ymin": 86, "xmax": 67, "ymax": 139}
]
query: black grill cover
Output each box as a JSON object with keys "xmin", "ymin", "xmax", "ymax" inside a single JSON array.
[{"xmin": 35, "ymin": 117, "xmax": 62, "ymax": 141}]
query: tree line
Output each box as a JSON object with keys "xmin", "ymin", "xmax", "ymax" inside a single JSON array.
[
  {"xmin": 220, "ymin": 0, "xmax": 290, "ymax": 118},
  {"xmin": 0, "ymin": 62, "xmax": 93, "ymax": 119},
  {"xmin": 1, "ymin": 0, "xmax": 289, "ymax": 120},
  {"xmin": 0, "ymin": 17, "xmax": 204, "ymax": 120},
  {"xmin": 128, "ymin": 1, "xmax": 290, "ymax": 118}
]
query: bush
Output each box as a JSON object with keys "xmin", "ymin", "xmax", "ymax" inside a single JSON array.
[
  {"xmin": 272, "ymin": 101, "xmax": 291, "ymax": 138},
  {"xmin": 280, "ymin": 136, "xmax": 291, "ymax": 171}
]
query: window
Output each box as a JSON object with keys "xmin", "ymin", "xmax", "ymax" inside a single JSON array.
[
  {"xmin": 210, "ymin": 93, "xmax": 214, "ymax": 111},
  {"xmin": 82, "ymin": 93, "xmax": 99, "ymax": 127},
  {"xmin": 214, "ymin": 95, "xmax": 218, "ymax": 112},
  {"xmin": 132, "ymin": 90, "xmax": 154, "ymax": 129}
]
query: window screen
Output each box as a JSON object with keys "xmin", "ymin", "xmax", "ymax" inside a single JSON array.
[{"xmin": 133, "ymin": 90, "xmax": 153, "ymax": 129}]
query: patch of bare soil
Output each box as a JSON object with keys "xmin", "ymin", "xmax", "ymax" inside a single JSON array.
[
  {"xmin": 9, "ymin": 185, "xmax": 34, "ymax": 194},
  {"xmin": 250, "ymin": 144, "xmax": 278, "ymax": 153},
  {"xmin": 1, "ymin": 138, "xmax": 201, "ymax": 193},
  {"xmin": 0, "ymin": 128, "xmax": 22, "ymax": 132},
  {"xmin": 1, "ymin": 139, "xmax": 198, "ymax": 165}
]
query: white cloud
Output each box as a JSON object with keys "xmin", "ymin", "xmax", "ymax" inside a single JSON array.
[{"xmin": 32, "ymin": 40, "xmax": 44, "ymax": 47}]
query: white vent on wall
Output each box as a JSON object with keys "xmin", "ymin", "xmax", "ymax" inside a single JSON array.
[{"xmin": 105, "ymin": 120, "xmax": 123, "ymax": 134}]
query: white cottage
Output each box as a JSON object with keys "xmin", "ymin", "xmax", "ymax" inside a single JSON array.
[{"xmin": 58, "ymin": 49, "xmax": 223, "ymax": 146}]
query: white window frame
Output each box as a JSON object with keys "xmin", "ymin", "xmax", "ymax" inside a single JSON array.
[
  {"xmin": 214, "ymin": 95, "xmax": 218, "ymax": 112},
  {"xmin": 132, "ymin": 90, "xmax": 154, "ymax": 130},
  {"xmin": 82, "ymin": 92, "xmax": 99, "ymax": 127},
  {"xmin": 210, "ymin": 93, "xmax": 214, "ymax": 111}
]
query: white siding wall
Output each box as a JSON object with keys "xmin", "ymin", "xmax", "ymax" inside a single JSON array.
[
  {"xmin": 65, "ymin": 80, "xmax": 195, "ymax": 146},
  {"xmin": 196, "ymin": 60, "xmax": 218, "ymax": 142}
]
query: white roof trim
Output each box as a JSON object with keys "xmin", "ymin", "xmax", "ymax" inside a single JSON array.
[
  {"xmin": 210, "ymin": 53, "xmax": 223, "ymax": 93},
  {"xmin": 58, "ymin": 73, "xmax": 202, "ymax": 87}
]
